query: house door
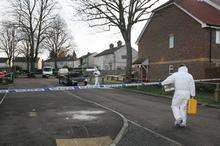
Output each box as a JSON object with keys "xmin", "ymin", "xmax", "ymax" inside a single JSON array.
[{"xmin": 141, "ymin": 65, "xmax": 148, "ymax": 82}]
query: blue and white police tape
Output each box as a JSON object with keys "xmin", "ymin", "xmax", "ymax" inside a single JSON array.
[
  {"xmin": 0, "ymin": 82, "xmax": 160, "ymax": 94},
  {"xmin": 0, "ymin": 78, "xmax": 219, "ymax": 94}
]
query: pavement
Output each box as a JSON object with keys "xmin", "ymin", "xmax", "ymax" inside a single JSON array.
[
  {"xmin": 0, "ymin": 78, "xmax": 122, "ymax": 146},
  {"xmin": 1, "ymin": 78, "xmax": 220, "ymax": 146}
]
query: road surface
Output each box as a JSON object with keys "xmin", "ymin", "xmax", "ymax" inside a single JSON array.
[
  {"xmin": 0, "ymin": 78, "xmax": 122, "ymax": 146},
  {"xmin": 0, "ymin": 78, "xmax": 220, "ymax": 146},
  {"xmin": 73, "ymin": 88, "xmax": 220, "ymax": 146}
]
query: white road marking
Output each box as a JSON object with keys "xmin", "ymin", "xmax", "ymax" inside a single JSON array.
[
  {"xmin": 0, "ymin": 91, "xmax": 7, "ymax": 105},
  {"xmin": 67, "ymin": 92, "xmax": 128, "ymax": 146},
  {"xmin": 128, "ymin": 120, "xmax": 182, "ymax": 145},
  {"xmin": 68, "ymin": 92, "xmax": 182, "ymax": 146}
]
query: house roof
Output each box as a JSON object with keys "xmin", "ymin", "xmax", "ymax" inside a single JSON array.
[
  {"xmin": 95, "ymin": 45, "xmax": 125, "ymax": 57},
  {"xmin": 44, "ymin": 56, "xmax": 74, "ymax": 62},
  {"xmin": 133, "ymin": 58, "xmax": 146, "ymax": 65},
  {"xmin": 14, "ymin": 57, "xmax": 26, "ymax": 62},
  {"xmin": 0, "ymin": 58, "xmax": 8, "ymax": 63},
  {"xmin": 78, "ymin": 52, "xmax": 95, "ymax": 59},
  {"xmin": 0, "ymin": 57, "xmax": 28, "ymax": 63},
  {"xmin": 174, "ymin": 0, "xmax": 220, "ymax": 26},
  {"xmin": 136, "ymin": 0, "xmax": 220, "ymax": 43}
]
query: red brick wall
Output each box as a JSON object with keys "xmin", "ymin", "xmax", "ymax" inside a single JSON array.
[
  {"xmin": 211, "ymin": 29, "xmax": 220, "ymax": 61},
  {"xmin": 138, "ymin": 4, "xmax": 213, "ymax": 80},
  {"xmin": 148, "ymin": 62, "xmax": 209, "ymax": 81}
]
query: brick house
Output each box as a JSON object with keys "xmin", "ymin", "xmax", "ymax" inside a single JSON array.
[
  {"xmin": 0, "ymin": 57, "xmax": 42, "ymax": 70},
  {"xmin": 135, "ymin": 0, "xmax": 220, "ymax": 81},
  {"xmin": 73, "ymin": 59, "xmax": 80, "ymax": 68},
  {"xmin": 44, "ymin": 56, "xmax": 74, "ymax": 69},
  {"xmin": 75, "ymin": 52, "xmax": 97, "ymax": 69},
  {"xmin": 14, "ymin": 57, "xmax": 42, "ymax": 70},
  {"xmin": 94, "ymin": 41, "xmax": 138, "ymax": 70}
]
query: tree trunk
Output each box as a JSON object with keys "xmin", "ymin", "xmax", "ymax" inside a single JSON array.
[
  {"xmin": 30, "ymin": 48, "xmax": 35, "ymax": 73},
  {"xmin": 54, "ymin": 58, "xmax": 58, "ymax": 70},
  {"xmin": 30, "ymin": 32, "xmax": 35, "ymax": 74},
  {"xmin": 122, "ymin": 29, "xmax": 132, "ymax": 83},
  {"xmin": 26, "ymin": 57, "xmax": 30, "ymax": 72},
  {"xmin": 9, "ymin": 57, "xmax": 13, "ymax": 67}
]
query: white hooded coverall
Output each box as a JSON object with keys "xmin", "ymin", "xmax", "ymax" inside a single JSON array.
[
  {"xmin": 94, "ymin": 68, "xmax": 100, "ymax": 86},
  {"xmin": 162, "ymin": 66, "xmax": 195, "ymax": 125}
]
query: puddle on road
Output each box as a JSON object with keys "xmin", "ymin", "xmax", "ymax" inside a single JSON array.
[
  {"xmin": 28, "ymin": 112, "xmax": 37, "ymax": 117},
  {"xmin": 72, "ymin": 114, "xmax": 97, "ymax": 121},
  {"xmin": 58, "ymin": 110, "xmax": 106, "ymax": 121},
  {"xmin": 28, "ymin": 109, "xmax": 38, "ymax": 117},
  {"xmin": 56, "ymin": 136, "xmax": 112, "ymax": 146}
]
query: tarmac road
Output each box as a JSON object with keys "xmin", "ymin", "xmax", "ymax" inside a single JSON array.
[
  {"xmin": 0, "ymin": 78, "xmax": 122, "ymax": 146},
  {"xmin": 73, "ymin": 89, "xmax": 220, "ymax": 146},
  {"xmin": 1, "ymin": 78, "xmax": 220, "ymax": 146}
]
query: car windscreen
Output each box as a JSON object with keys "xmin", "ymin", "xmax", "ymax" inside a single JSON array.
[
  {"xmin": 43, "ymin": 68, "xmax": 52, "ymax": 71},
  {"xmin": 69, "ymin": 72, "xmax": 81, "ymax": 77}
]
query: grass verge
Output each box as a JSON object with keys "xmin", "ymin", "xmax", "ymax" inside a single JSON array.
[{"xmin": 125, "ymin": 85, "xmax": 220, "ymax": 106}]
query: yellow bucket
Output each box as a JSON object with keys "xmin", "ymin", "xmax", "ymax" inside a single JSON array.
[{"xmin": 187, "ymin": 98, "xmax": 197, "ymax": 115}]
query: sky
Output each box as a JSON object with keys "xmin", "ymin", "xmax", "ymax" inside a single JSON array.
[{"xmin": 0, "ymin": 0, "xmax": 167, "ymax": 59}]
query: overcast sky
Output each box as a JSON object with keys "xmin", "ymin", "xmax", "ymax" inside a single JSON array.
[{"xmin": 0, "ymin": 0, "xmax": 167, "ymax": 59}]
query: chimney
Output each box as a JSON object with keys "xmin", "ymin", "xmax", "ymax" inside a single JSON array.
[
  {"xmin": 117, "ymin": 40, "xmax": 122, "ymax": 47},
  {"xmin": 109, "ymin": 43, "xmax": 114, "ymax": 49}
]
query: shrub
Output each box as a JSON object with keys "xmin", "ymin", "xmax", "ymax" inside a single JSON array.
[{"xmin": 196, "ymin": 82, "xmax": 216, "ymax": 94}]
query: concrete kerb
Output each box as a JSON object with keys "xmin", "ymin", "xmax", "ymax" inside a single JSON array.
[
  {"xmin": 67, "ymin": 91, "xmax": 182, "ymax": 146},
  {"xmin": 122, "ymin": 88, "xmax": 220, "ymax": 109},
  {"xmin": 128, "ymin": 120, "xmax": 182, "ymax": 146},
  {"xmin": 66, "ymin": 91, "xmax": 128, "ymax": 146}
]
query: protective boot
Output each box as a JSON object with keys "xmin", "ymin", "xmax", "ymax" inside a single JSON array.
[
  {"xmin": 180, "ymin": 123, "xmax": 187, "ymax": 128},
  {"xmin": 175, "ymin": 118, "xmax": 183, "ymax": 127}
]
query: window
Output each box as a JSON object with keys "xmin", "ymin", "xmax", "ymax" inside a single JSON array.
[
  {"xmin": 169, "ymin": 65, "xmax": 174, "ymax": 75},
  {"xmin": 121, "ymin": 55, "xmax": 127, "ymax": 59},
  {"xmin": 169, "ymin": 35, "xmax": 175, "ymax": 48},
  {"xmin": 216, "ymin": 30, "xmax": 220, "ymax": 44}
]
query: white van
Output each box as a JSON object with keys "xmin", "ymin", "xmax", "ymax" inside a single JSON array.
[
  {"xmin": 42, "ymin": 67, "xmax": 53, "ymax": 78},
  {"xmin": 58, "ymin": 68, "xmax": 69, "ymax": 77}
]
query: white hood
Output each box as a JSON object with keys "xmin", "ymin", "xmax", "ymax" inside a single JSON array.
[{"xmin": 178, "ymin": 66, "xmax": 188, "ymax": 73}]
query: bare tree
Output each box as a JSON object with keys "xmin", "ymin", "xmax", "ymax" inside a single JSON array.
[
  {"xmin": 43, "ymin": 15, "xmax": 73, "ymax": 69},
  {"xmin": 0, "ymin": 21, "xmax": 19, "ymax": 67},
  {"xmin": 10, "ymin": 0, "xmax": 57, "ymax": 74},
  {"xmin": 17, "ymin": 39, "xmax": 31, "ymax": 71},
  {"xmin": 74, "ymin": 0, "xmax": 159, "ymax": 81}
]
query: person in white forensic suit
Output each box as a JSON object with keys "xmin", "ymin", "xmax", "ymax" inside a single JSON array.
[
  {"xmin": 161, "ymin": 65, "xmax": 195, "ymax": 127},
  {"xmin": 94, "ymin": 67, "xmax": 100, "ymax": 86}
]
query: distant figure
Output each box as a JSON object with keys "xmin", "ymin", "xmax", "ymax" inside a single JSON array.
[
  {"xmin": 93, "ymin": 67, "xmax": 100, "ymax": 86},
  {"xmin": 161, "ymin": 65, "xmax": 195, "ymax": 127}
]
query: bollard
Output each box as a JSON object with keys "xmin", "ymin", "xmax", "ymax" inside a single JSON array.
[
  {"xmin": 102, "ymin": 76, "xmax": 105, "ymax": 84},
  {"xmin": 214, "ymin": 84, "xmax": 220, "ymax": 102}
]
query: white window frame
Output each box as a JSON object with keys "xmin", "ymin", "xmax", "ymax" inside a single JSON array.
[
  {"xmin": 169, "ymin": 65, "xmax": 174, "ymax": 75},
  {"xmin": 216, "ymin": 30, "xmax": 220, "ymax": 44},
  {"xmin": 169, "ymin": 35, "xmax": 175, "ymax": 48}
]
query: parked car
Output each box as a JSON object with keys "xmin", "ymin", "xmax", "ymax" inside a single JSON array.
[
  {"xmin": 4, "ymin": 72, "xmax": 14, "ymax": 83},
  {"xmin": 59, "ymin": 71, "xmax": 87, "ymax": 86},
  {"xmin": 42, "ymin": 67, "xmax": 53, "ymax": 78},
  {"xmin": 0, "ymin": 71, "xmax": 6, "ymax": 83}
]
